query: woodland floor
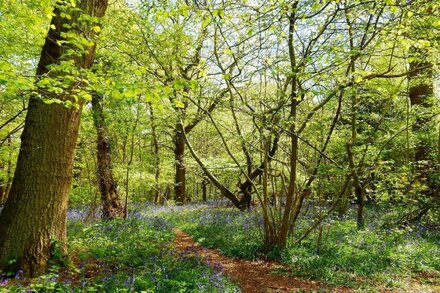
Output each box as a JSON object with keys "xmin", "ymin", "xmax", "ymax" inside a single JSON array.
[
  {"xmin": 173, "ymin": 228, "xmax": 351, "ymax": 293},
  {"xmin": 1, "ymin": 205, "xmax": 437, "ymax": 292}
]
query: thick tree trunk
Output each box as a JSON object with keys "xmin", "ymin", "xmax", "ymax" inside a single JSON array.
[
  {"xmin": 91, "ymin": 93, "xmax": 124, "ymax": 220},
  {"xmin": 0, "ymin": 0, "xmax": 108, "ymax": 276},
  {"xmin": 174, "ymin": 121, "xmax": 186, "ymax": 205}
]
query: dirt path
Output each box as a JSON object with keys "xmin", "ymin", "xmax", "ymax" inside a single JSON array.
[{"xmin": 173, "ymin": 228, "xmax": 350, "ymax": 293}]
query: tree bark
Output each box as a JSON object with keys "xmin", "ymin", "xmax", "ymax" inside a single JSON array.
[
  {"xmin": 173, "ymin": 96, "xmax": 220, "ymax": 205},
  {"xmin": 91, "ymin": 92, "xmax": 124, "ymax": 220},
  {"xmin": 181, "ymin": 122, "xmax": 244, "ymax": 209},
  {"xmin": 174, "ymin": 120, "xmax": 186, "ymax": 205},
  {"xmin": 147, "ymin": 102, "xmax": 161, "ymax": 204},
  {"xmin": 201, "ymin": 176, "xmax": 208, "ymax": 202},
  {"xmin": 408, "ymin": 50, "xmax": 434, "ymax": 195},
  {"xmin": 345, "ymin": 9, "xmax": 365, "ymax": 229},
  {"xmin": 0, "ymin": 0, "xmax": 108, "ymax": 276},
  {"xmin": 277, "ymin": 4, "xmax": 299, "ymax": 249}
]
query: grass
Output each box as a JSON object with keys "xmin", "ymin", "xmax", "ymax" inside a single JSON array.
[
  {"xmin": 162, "ymin": 202, "xmax": 440, "ymax": 290},
  {"xmin": 1, "ymin": 201, "xmax": 438, "ymax": 291},
  {"xmin": 0, "ymin": 214, "xmax": 239, "ymax": 292},
  {"xmin": 165, "ymin": 207, "xmax": 265, "ymax": 260}
]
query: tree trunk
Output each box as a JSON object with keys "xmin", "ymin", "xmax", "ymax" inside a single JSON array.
[
  {"xmin": 174, "ymin": 121, "xmax": 186, "ymax": 205},
  {"xmin": 0, "ymin": 0, "xmax": 108, "ymax": 276},
  {"xmin": 148, "ymin": 102, "xmax": 161, "ymax": 204},
  {"xmin": 408, "ymin": 51, "xmax": 434, "ymax": 195},
  {"xmin": 277, "ymin": 5, "xmax": 299, "ymax": 249},
  {"xmin": 202, "ymin": 176, "xmax": 208, "ymax": 202},
  {"xmin": 337, "ymin": 180, "xmax": 352, "ymax": 218},
  {"xmin": 91, "ymin": 93, "xmax": 124, "ymax": 220},
  {"xmin": 345, "ymin": 10, "xmax": 365, "ymax": 229}
]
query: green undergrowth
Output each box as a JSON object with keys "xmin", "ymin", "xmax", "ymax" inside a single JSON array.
[
  {"xmin": 163, "ymin": 204, "xmax": 440, "ymax": 290},
  {"xmin": 1, "ymin": 216, "xmax": 239, "ymax": 292},
  {"xmin": 165, "ymin": 207, "xmax": 265, "ymax": 260},
  {"xmin": 283, "ymin": 219, "xmax": 439, "ymax": 289}
]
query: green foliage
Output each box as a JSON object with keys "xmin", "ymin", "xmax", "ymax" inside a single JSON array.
[
  {"xmin": 0, "ymin": 0, "xmax": 439, "ymax": 289},
  {"xmin": 49, "ymin": 238, "xmax": 66, "ymax": 268}
]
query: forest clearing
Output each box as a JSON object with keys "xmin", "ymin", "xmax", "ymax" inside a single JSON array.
[{"xmin": 0, "ymin": 0, "xmax": 439, "ymax": 292}]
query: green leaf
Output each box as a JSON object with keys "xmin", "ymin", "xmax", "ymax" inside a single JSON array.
[
  {"xmin": 174, "ymin": 100, "xmax": 185, "ymax": 109},
  {"xmin": 92, "ymin": 26, "xmax": 101, "ymax": 33}
]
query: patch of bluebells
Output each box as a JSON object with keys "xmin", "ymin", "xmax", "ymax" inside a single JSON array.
[
  {"xmin": 2, "ymin": 215, "xmax": 240, "ymax": 292},
  {"xmin": 130, "ymin": 213, "xmax": 173, "ymax": 231},
  {"xmin": 0, "ymin": 273, "xmax": 9, "ymax": 286},
  {"xmin": 0, "ymin": 269, "xmax": 25, "ymax": 288},
  {"xmin": 162, "ymin": 205, "xmax": 266, "ymax": 259},
  {"xmin": 132, "ymin": 199, "xmax": 234, "ymax": 215},
  {"xmin": 66, "ymin": 199, "xmax": 231, "ymax": 221},
  {"xmin": 67, "ymin": 205, "xmax": 100, "ymax": 220}
]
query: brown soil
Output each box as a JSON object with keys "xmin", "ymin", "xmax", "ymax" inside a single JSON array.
[{"xmin": 173, "ymin": 228, "xmax": 352, "ymax": 293}]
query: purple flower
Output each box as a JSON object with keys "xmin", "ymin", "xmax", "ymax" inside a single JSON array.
[
  {"xmin": 15, "ymin": 269, "xmax": 23, "ymax": 279},
  {"xmin": 124, "ymin": 275, "xmax": 135, "ymax": 288}
]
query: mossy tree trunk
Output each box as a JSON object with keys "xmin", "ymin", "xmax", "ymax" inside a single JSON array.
[{"xmin": 0, "ymin": 0, "xmax": 108, "ymax": 276}]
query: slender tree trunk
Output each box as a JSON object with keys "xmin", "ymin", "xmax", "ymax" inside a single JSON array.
[
  {"xmin": 153, "ymin": 136, "xmax": 161, "ymax": 204},
  {"xmin": 337, "ymin": 180, "xmax": 352, "ymax": 218},
  {"xmin": 91, "ymin": 92, "xmax": 124, "ymax": 220},
  {"xmin": 408, "ymin": 50, "xmax": 434, "ymax": 195},
  {"xmin": 0, "ymin": 0, "xmax": 108, "ymax": 276},
  {"xmin": 277, "ymin": 4, "xmax": 299, "ymax": 249},
  {"xmin": 230, "ymin": 95, "xmax": 253, "ymax": 209},
  {"xmin": 148, "ymin": 102, "xmax": 161, "ymax": 204},
  {"xmin": 202, "ymin": 176, "xmax": 208, "ymax": 202},
  {"xmin": 174, "ymin": 120, "xmax": 186, "ymax": 205},
  {"xmin": 123, "ymin": 101, "xmax": 139, "ymax": 218},
  {"xmin": 346, "ymin": 89, "xmax": 365, "ymax": 229},
  {"xmin": 345, "ymin": 10, "xmax": 365, "ymax": 229}
]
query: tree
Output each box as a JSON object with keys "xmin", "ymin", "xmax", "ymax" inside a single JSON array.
[
  {"xmin": 125, "ymin": 1, "xmax": 215, "ymax": 205},
  {"xmin": 0, "ymin": 0, "xmax": 109, "ymax": 276},
  {"xmin": 91, "ymin": 92, "xmax": 124, "ymax": 219},
  {"xmin": 401, "ymin": 2, "xmax": 439, "ymax": 222},
  {"xmin": 147, "ymin": 102, "xmax": 162, "ymax": 204}
]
